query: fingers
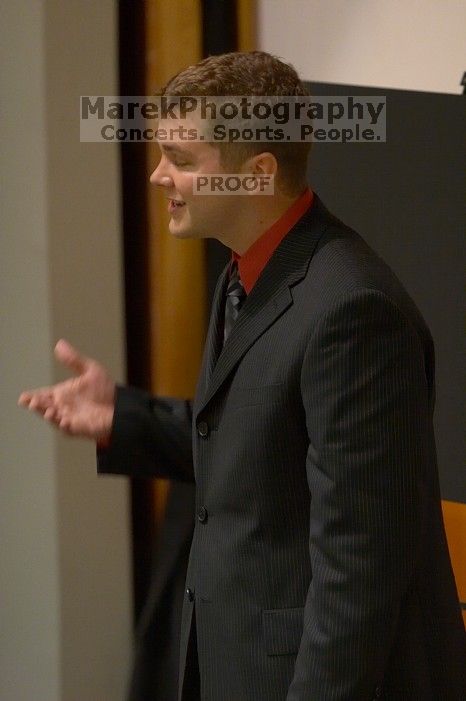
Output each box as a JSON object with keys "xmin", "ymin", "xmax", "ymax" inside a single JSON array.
[
  {"xmin": 54, "ymin": 338, "xmax": 89, "ymax": 375},
  {"xmin": 19, "ymin": 388, "xmax": 111, "ymax": 440},
  {"xmin": 18, "ymin": 388, "xmax": 54, "ymax": 410},
  {"xmin": 38, "ymin": 406, "xmax": 73, "ymax": 435},
  {"xmin": 18, "ymin": 391, "xmax": 32, "ymax": 407},
  {"xmin": 43, "ymin": 405, "xmax": 59, "ymax": 422},
  {"xmin": 19, "ymin": 394, "xmax": 73, "ymax": 434}
]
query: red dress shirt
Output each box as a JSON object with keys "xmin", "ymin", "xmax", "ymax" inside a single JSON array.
[{"xmin": 231, "ymin": 188, "xmax": 314, "ymax": 293}]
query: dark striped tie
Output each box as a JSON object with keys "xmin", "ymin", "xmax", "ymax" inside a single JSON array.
[{"xmin": 223, "ymin": 261, "xmax": 246, "ymax": 344}]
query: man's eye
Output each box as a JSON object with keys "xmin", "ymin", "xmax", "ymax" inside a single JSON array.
[{"xmin": 174, "ymin": 161, "xmax": 189, "ymax": 167}]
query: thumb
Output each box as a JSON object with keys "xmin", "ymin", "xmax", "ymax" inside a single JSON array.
[{"xmin": 54, "ymin": 339, "xmax": 88, "ymax": 375}]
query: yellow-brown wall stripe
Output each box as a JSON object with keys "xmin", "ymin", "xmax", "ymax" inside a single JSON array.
[
  {"xmin": 442, "ymin": 500, "xmax": 466, "ymax": 626},
  {"xmin": 145, "ymin": 0, "xmax": 206, "ymax": 527},
  {"xmin": 237, "ymin": 0, "xmax": 257, "ymax": 52}
]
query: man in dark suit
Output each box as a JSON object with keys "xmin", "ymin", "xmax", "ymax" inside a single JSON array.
[{"xmin": 19, "ymin": 51, "xmax": 465, "ymax": 700}]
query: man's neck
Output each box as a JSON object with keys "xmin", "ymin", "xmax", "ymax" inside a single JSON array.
[{"xmin": 218, "ymin": 190, "xmax": 304, "ymax": 255}]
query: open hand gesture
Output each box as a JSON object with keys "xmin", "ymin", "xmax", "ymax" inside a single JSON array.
[{"xmin": 18, "ymin": 339, "xmax": 115, "ymax": 441}]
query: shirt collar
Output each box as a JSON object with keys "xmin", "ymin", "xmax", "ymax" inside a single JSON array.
[{"xmin": 231, "ymin": 188, "xmax": 314, "ymax": 294}]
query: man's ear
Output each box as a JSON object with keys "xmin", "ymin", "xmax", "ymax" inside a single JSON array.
[
  {"xmin": 241, "ymin": 152, "xmax": 277, "ymax": 196},
  {"xmin": 248, "ymin": 152, "xmax": 278, "ymax": 178}
]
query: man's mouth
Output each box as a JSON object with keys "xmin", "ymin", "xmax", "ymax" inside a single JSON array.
[{"xmin": 168, "ymin": 198, "xmax": 186, "ymax": 214}]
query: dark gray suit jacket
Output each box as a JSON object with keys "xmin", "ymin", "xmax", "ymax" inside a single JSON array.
[{"xmin": 98, "ymin": 196, "xmax": 465, "ymax": 700}]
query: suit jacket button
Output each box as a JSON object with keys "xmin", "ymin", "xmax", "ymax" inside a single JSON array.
[
  {"xmin": 186, "ymin": 587, "xmax": 195, "ymax": 602},
  {"xmin": 198, "ymin": 506, "xmax": 208, "ymax": 523},
  {"xmin": 197, "ymin": 420, "xmax": 209, "ymax": 437}
]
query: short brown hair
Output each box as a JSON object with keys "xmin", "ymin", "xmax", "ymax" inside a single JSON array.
[{"xmin": 158, "ymin": 51, "xmax": 311, "ymax": 196}]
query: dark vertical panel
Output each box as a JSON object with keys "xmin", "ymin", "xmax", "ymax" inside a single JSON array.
[
  {"xmin": 202, "ymin": 0, "xmax": 237, "ymax": 56},
  {"xmin": 202, "ymin": 0, "xmax": 239, "ymax": 305},
  {"xmin": 118, "ymin": 0, "xmax": 156, "ymax": 622},
  {"xmin": 306, "ymin": 81, "xmax": 465, "ymax": 503}
]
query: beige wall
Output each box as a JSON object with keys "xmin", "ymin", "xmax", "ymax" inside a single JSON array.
[
  {"xmin": 0, "ymin": 1, "xmax": 132, "ymax": 700},
  {"xmin": 258, "ymin": 0, "xmax": 466, "ymax": 94}
]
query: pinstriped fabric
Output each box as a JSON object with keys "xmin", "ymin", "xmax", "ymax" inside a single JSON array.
[
  {"xmin": 97, "ymin": 386, "xmax": 194, "ymax": 482},
  {"xmin": 194, "ymin": 264, "xmax": 229, "ymax": 410},
  {"xmin": 289, "ymin": 291, "xmax": 431, "ymax": 699},
  {"xmin": 262, "ymin": 607, "xmax": 305, "ymax": 656},
  {"xmin": 98, "ymin": 195, "xmax": 466, "ymax": 700}
]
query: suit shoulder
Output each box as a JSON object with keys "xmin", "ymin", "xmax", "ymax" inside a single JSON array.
[{"xmin": 300, "ymin": 213, "xmax": 431, "ymax": 342}]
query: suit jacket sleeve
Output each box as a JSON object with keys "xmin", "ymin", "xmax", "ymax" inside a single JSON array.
[
  {"xmin": 97, "ymin": 385, "xmax": 194, "ymax": 482},
  {"xmin": 287, "ymin": 288, "xmax": 431, "ymax": 700}
]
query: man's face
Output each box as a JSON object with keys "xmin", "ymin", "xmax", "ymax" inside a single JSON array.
[{"xmin": 150, "ymin": 117, "xmax": 237, "ymax": 241}]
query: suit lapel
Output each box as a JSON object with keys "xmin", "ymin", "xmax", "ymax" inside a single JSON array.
[
  {"xmin": 194, "ymin": 196, "xmax": 330, "ymax": 420},
  {"xmin": 193, "ymin": 263, "xmax": 229, "ymax": 417}
]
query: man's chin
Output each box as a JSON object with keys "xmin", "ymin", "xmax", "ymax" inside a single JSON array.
[
  {"xmin": 168, "ymin": 220, "xmax": 202, "ymax": 240},
  {"xmin": 168, "ymin": 220, "xmax": 190, "ymax": 238}
]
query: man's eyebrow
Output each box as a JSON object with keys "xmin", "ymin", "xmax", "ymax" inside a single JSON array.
[{"xmin": 159, "ymin": 143, "xmax": 188, "ymax": 154}]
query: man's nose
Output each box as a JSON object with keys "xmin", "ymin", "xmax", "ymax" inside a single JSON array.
[{"xmin": 149, "ymin": 161, "xmax": 173, "ymax": 188}]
